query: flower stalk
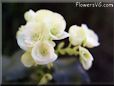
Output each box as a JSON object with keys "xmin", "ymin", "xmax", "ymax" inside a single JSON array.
[{"xmin": 55, "ymin": 42, "xmax": 79, "ymax": 56}]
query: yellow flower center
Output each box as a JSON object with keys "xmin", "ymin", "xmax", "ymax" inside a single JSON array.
[
  {"xmin": 38, "ymin": 42, "xmax": 50, "ymax": 57},
  {"xmin": 50, "ymin": 24, "xmax": 61, "ymax": 36},
  {"xmin": 32, "ymin": 25, "xmax": 49, "ymax": 41}
]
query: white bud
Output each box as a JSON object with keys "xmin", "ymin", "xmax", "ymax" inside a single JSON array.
[
  {"xmin": 21, "ymin": 51, "xmax": 36, "ymax": 67},
  {"xmin": 24, "ymin": 9, "xmax": 36, "ymax": 21}
]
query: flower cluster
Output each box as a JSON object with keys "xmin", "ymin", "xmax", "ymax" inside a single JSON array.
[
  {"xmin": 16, "ymin": 9, "xmax": 100, "ymax": 70},
  {"xmin": 16, "ymin": 9, "xmax": 69, "ymax": 67},
  {"xmin": 69, "ymin": 24, "xmax": 100, "ymax": 69}
]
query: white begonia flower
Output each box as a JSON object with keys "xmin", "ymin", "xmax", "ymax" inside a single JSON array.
[
  {"xmin": 69, "ymin": 25, "xmax": 86, "ymax": 46},
  {"xmin": 16, "ymin": 21, "xmax": 50, "ymax": 51},
  {"xmin": 21, "ymin": 51, "xmax": 36, "ymax": 67},
  {"xmin": 79, "ymin": 46, "xmax": 94, "ymax": 70},
  {"xmin": 32, "ymin": 41, "xmax": 57, "ymax": 65},
  {"xmin": 36, "ymin": 9, "xmax": 69, "ymax": 40},
  {"xmin": 69, "ymin": 24, "xmax": 100, "ymax": 48},
  {"xmin": 24, "ymin": 9, "xmax": 69, "ymax": 40},
  {"xmin": 81, "ymin": 24, "xmax": 100, "ymax": 48}
]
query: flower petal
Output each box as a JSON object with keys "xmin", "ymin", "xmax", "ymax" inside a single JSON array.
[
  {"xmin": 16, "ymin": 26, "xmax": 31, "ymax": 51},
  {"xmin": 50, "ymin": 31, "xmax": 69, "ymax": 40},
  {"xmin": 48, "ymin": 41, "xmax": 56, "ymax": 47},
  {"xmin": 79, "ymin": 57, "xmax": 93, "ymax": 70},
  {"xmin": 16, "ymin": 23, "xmax": 36, "ymax": 51},
  {"xmin": 69, "ymin": 25, "xmax": 86, "ymax": 46},
  {"xmin": 35, "ymin": 9, "xmax": 54, "ymax": 28},
  {"xmin": 21, "ymin": 51, "xmax": 36, "ymax": 67},
  {"xmin": 24, "ymin": 9, "xmax": 36, "ymax": 22},
  {"xmin": 79, "ymin": 46, "xmax": 93, "ymax": 70},
  {"xmin": 52, "ymin": 12, "xmax": 66, "ymax": 33},
  {"xmin": 82, "ymin": 24, "xmax": 100, "ymax": 48}
]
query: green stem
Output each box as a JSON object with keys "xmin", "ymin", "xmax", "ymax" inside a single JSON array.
[
  {"xmin": 55, "ymin": 42, "xmax": 79, "ymax": 56},
  {"xmin": 67, "ymin": 42, "xmax": 72, "ymax": 48}
]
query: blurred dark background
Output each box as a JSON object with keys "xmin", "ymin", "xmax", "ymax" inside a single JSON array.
[{"xmin": 2, "ymin": 3, "xmax": 113, "ymax": 84}]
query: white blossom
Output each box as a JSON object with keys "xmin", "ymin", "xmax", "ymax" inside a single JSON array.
[
  {"xmin": 32, "ymin": 41, "xmax": 57, "ymax": 65},
  {"xmin": 16, "ymin": 22, "xmax": 50, "ymax": 51},
  {"xmin": 69, "ymin": 24, "xmax": 100, "ymax": 48},
  {"xmin": 79, "ymin": 46, "xmax": 94, "ymax": 70}
]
